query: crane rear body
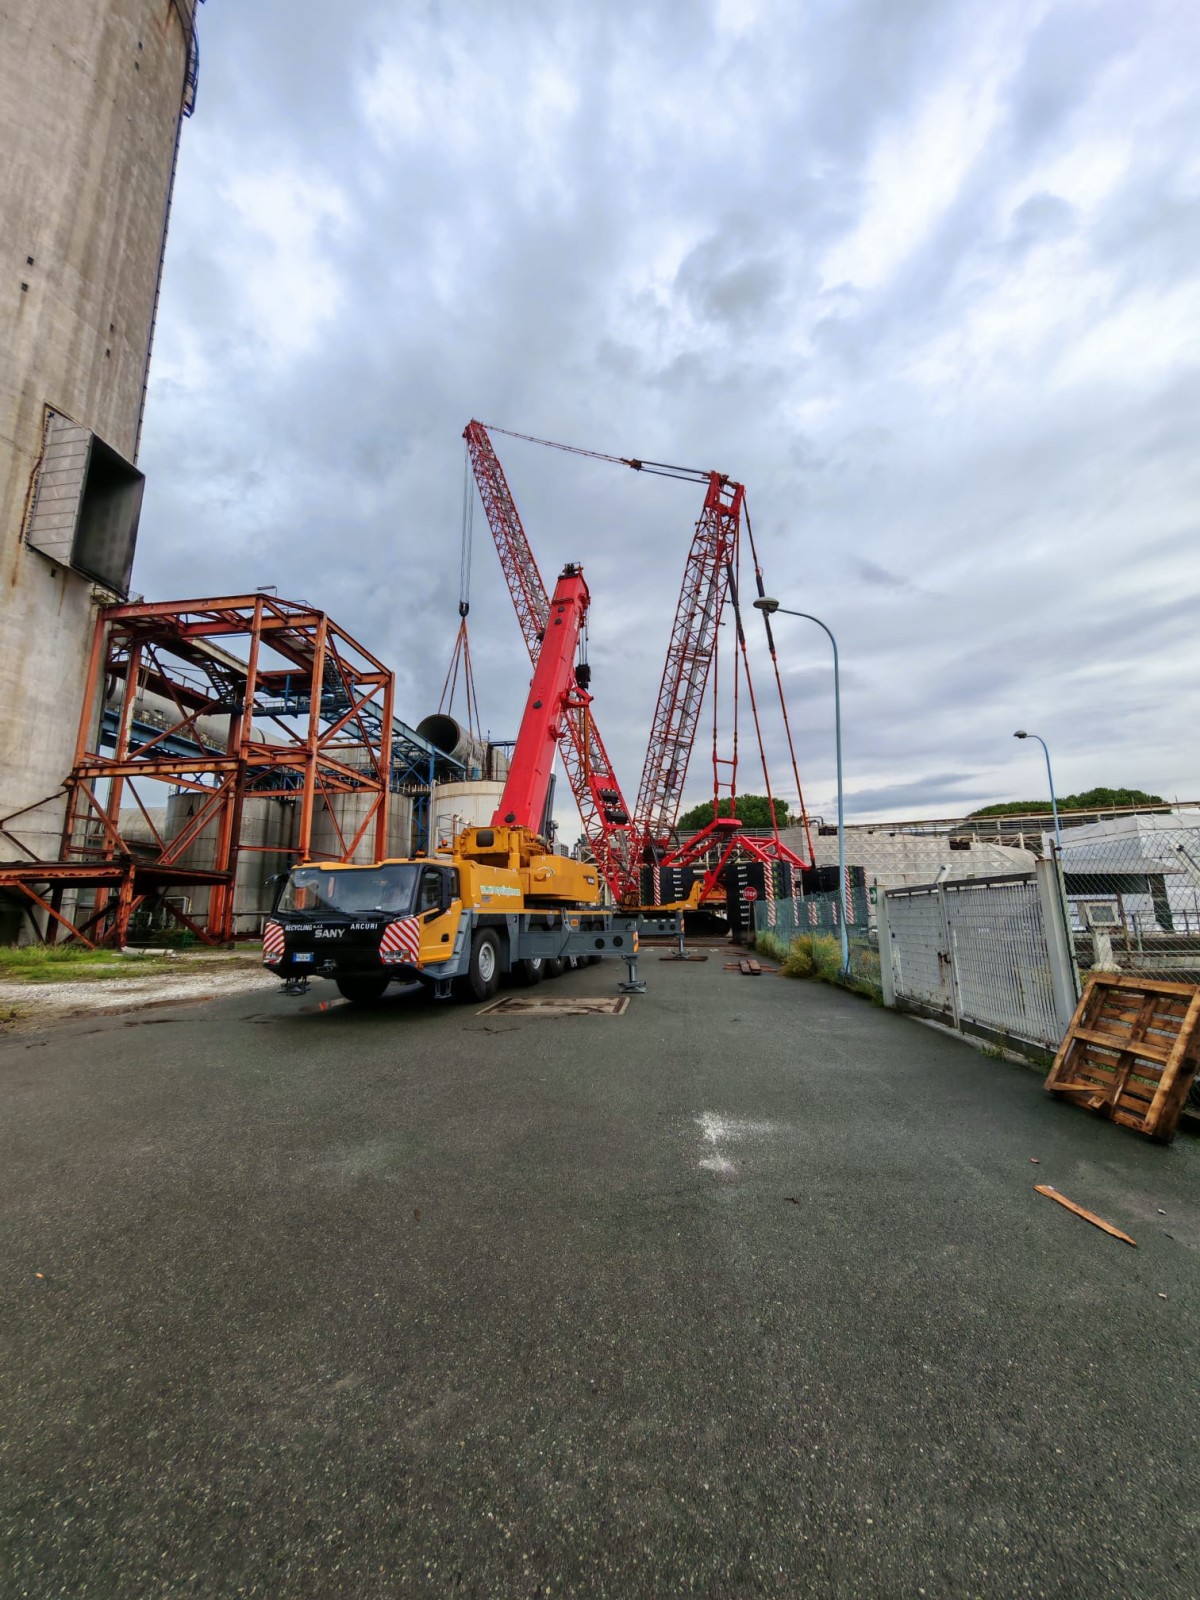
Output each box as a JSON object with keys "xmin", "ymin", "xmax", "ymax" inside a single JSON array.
[{"xmin": 263, "ymin": 565, "xmax": 640, "ymax": 1003}]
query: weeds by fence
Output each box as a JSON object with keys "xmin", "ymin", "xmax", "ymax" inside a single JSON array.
[{"xmin": 752, "ymin": 908, "xmax": 882, "ymax": 1002}]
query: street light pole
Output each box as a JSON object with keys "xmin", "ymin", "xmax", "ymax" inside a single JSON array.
[
  {"xmin": 1013, "ymin": 730, "xmax": 1062, "ymax": 849},
  {"xmin": 754, "ymin": 597, "xmax": 850, "ymax": 977}
]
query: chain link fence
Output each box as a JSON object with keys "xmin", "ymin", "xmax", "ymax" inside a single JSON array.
[
  {"xmin": 752, "ymin": 891, "xmax": 882, "ymax": 996},
  {"xmin": 881, "ymin": 873, "xmax": 1067, "ymax": 1051},
  {"xmin": 1055, "ymin": 815, "xmax": 1200, "ymax": 984}
]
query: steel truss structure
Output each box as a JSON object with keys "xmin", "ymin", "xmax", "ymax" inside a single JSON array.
[
  {"xmin": 464, "ymin": 422, "xmax": 638, "ymax": 897},
  {"xmin": 464, "ymin": 421, "xmax": 814, "ymax": 907},
  {"xmin": 0, "ymin": 594, "xmax": 394, "ymax": 946}
]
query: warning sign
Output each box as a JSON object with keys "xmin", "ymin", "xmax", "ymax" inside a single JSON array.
[{"xmin": 742, "ymin": 885, "xmax": 758, "ymax": 901}]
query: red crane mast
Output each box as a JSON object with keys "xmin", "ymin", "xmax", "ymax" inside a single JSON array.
[
  {"xmin": 492, "ymin": 565, "xmax": 590, "ymax": 834},
  {"xmin": 463, "ymin": 421, "xmax": 638, "ymax": 900},
  {"xmin": 636, "ymin": 471, "xmax": 744, "ymax": 854}
]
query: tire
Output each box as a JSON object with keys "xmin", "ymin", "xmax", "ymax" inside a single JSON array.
[
  {"xmin": 587, "ymin": 953, "xmax": 603, "ymax": 966},
  {"xmin": 514, "ymin": 956, "xmax": 543, "ymax": 986},
  {"xmin": 542, "ymin": 957, "xmax": 565, "ymax": 980},
  {"xmin": 459, "ymin": 930, "xmax": 501, "ymax": 1002},
  {"xmin": 335, "ymin": 974, "xmax": 390, "ymax": 1005}
]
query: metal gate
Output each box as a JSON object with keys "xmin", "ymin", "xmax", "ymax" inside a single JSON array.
[{"xmin": 883, "ymin": 874, "xmax": 1065, "ymax": 1049}]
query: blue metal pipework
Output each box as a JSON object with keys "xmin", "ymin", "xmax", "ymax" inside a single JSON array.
[
  {"xmin": 255, "ymin": 677, "xmax": 466, "ymax": 852},
  {"xmin": 99, "ymin": 709, "xmax": 223, "ymax": 762}
]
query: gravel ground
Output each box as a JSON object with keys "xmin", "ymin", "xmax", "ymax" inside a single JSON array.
[{"xmin": 0, "ymin": 956, "xmax": 272, "ymax": 1030}]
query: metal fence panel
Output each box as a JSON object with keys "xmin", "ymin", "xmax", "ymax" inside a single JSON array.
[
  {"xmin": 883, "ymin": 874, "xmax": 1062, "ymax": 1050},
  {"xmin": 942, "ymin": 878, "xmax": 1060, "ymax": 1046},
  {"xmin": 882, "ymin": 887, "xmax": 953, "ymax": 1015}
]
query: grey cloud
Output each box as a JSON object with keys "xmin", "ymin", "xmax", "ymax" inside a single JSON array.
[
  {"xmin": 1008, "ymin": 192, "xmax": 1077, "ymax": 252},
  {"xmin": 1006, "ymin": 4, "xmax": 1135, "ymax": 155},
  {"xmin": 135, "ymin": 0, "xmax": 1200, "ymax": 838},
  {"xmin": 852, "ymin": 557, "xmax": 916, "ymax": 592},
  {"xmin": 844, "ymin": 773, "xmax": 997, "ymax": 816}
]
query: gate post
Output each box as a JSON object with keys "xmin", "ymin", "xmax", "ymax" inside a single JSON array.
[
  {"xmin": 1036, "ymin": 855, "xmax": 1080, "ymax": 1032},
  {"xmin": 877, "ymin": 890, "xmax": 896, "ymax": 1008},
  {"xmin": 937, "ymin": 883, "xmax": 962, "ymax": 1029}
]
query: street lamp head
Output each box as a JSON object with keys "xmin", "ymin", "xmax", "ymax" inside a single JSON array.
[
  {"xmin": 1013, "ymin": 730, "xmax": 1028, "ymax": 739},
  {"xmin": 753, "ymin": 596, "xmax": 780, "ymax": 614}
]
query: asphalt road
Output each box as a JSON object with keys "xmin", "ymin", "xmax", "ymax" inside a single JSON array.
[{"xmin": 2, "ymin": 954, "xmax": 1198, "ymax": 1598}]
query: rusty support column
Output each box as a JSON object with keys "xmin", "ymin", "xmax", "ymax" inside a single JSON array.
[
  {"xmin": 376, "ymin": 667, "xmax": 395, "ymax": 860},
  {"xmin": 296, "ymin": 615, "xmax": 329, "ymax": 862}
]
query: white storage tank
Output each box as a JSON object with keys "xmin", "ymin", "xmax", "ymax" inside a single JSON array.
[
  {"xmin": 430, "ymin": 781, "xmax": 505, "ymax": 854},
  {"xmin": 385, "ymin": 793, "xmax": 413, "ymax": 860},
  {"xmin": 309, "ymin": 793, "xmax": 385, "ymax": 867},
  {"xmin": 231, "ymin": 797, "xmax": 296, "ymax": 936}
]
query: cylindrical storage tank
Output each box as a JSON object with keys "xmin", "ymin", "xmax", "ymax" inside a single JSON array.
[
  {"xmin": 308, "ymin": 793, "xmax": 385, "ymax": 867},
  {"xmin": 385, "ymin": 793, "xmax": 413, "ymax": 860},
  {"xmin": 0, "ymin": 1, "xmax": 201, "ymax": 863},
  {"xmin": 165, "ymin": 787, "xmax": 219, "ymax": 930},
  {"xmin": 430, "ymin": 781, "xmax": 505, "ymax": 853},
  {"xmin": 232, "ymin": 797, "xmax": 297, "ymax": 936}
]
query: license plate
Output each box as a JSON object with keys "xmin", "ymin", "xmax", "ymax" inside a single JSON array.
[{"xmin": 293, "ymin": 952, "xmax": 315, "ymax": 965}]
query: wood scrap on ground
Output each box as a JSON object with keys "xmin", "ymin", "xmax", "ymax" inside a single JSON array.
[
  {"xmin": 1044, "ymin": 974, "xmax": 1200, "ymax": 1142},
  {"xmin": 1034, "ymin": 1184, "xmax": 1137, "ymax": 1246}
]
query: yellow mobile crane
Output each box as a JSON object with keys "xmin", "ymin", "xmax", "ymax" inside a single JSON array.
[{"xmin": 262, "ymin": 566, "xmax": 641, "ymax": 1003}]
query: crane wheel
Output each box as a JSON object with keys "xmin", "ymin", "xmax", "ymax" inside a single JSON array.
[
  {"xmin": 542, "ymin": 957, "xmax": 565, "ymax": 979},
  {"xmin": 335, "ymin": 975, "xmax": 390, "ymax": 1005},
  {"xmin": 514, "ymin": 956, "xmax": 543, "ymax": 986},
  {"xmin": 457, "ymin": 930, "xmax": 500, "ymax": 1001}
]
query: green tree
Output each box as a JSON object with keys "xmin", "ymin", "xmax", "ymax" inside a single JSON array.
[
  {"xmin": 969, "ymin": 787, "xmax": 1164, "ymax": 818},
  {"xmin": 676, "ymin": 794, "xmax": 789, "ymax": 832}
]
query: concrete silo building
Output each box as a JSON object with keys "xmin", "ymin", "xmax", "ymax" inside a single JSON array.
[{"xmin": 0, "ymin": 0, "xmax": 201, "ymax": 866}]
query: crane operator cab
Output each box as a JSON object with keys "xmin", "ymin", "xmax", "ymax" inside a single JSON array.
[{"xmin": 267, "ymin": 859, "xmax": 466, "ymax": 1003}]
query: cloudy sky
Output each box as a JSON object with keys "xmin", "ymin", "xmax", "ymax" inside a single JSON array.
[{"xmin": 137, "ymin": 0, "xmax": 1200, "ymax": 832}]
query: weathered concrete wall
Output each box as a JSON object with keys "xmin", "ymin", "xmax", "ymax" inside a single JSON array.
[
  {"xmin": 0, "ymin": 0, "xmax": 196, "ymax": 859},
  {"xmin": 779, "ymin": 826, "xmax": 1035, "ymax": 890}
]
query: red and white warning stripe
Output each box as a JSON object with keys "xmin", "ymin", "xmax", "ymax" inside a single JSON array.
[
  {"xmin": 262, "ymin": 920, "xmax": 285, "ymax": 965},
  {"xmin": 379, "ymin": 916, "xmax": 421, "ymax": 966}
]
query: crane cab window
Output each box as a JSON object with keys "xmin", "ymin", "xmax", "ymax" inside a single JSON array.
[
  {"xmin": 279, "ymin": 863, "xmax": 419, "ymax": 915},
  {"xmin": 418, "ymin": 868, "xmax": 445, "ymax": 915}
]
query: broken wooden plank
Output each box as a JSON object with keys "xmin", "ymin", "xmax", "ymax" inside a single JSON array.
[{"xmin": 1034, "ymin": 1184, "xmax": 1136, "ymax": 1246}]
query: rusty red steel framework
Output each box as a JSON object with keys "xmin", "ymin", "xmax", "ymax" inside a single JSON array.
[{"xmin": 0, "ymin": 594, "xmax": 394, "ymax": 946}]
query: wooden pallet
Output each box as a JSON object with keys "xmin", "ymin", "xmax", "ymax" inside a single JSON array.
[{"xmin": 1044, "ymin": 975, "xmax": 1200, "ymax": 1142}]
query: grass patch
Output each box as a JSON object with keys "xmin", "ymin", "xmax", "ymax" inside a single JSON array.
[
  {"xmin": 752, "ymin": 930, "xmax": 789, "ymax": 963},
  {"xmin": 766, "ymin": 931, "xmax": 884, "ymax": 1001},
  {"xmin": 0, "ymin": 946, "xmax": 178, "ymax": 984}
]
